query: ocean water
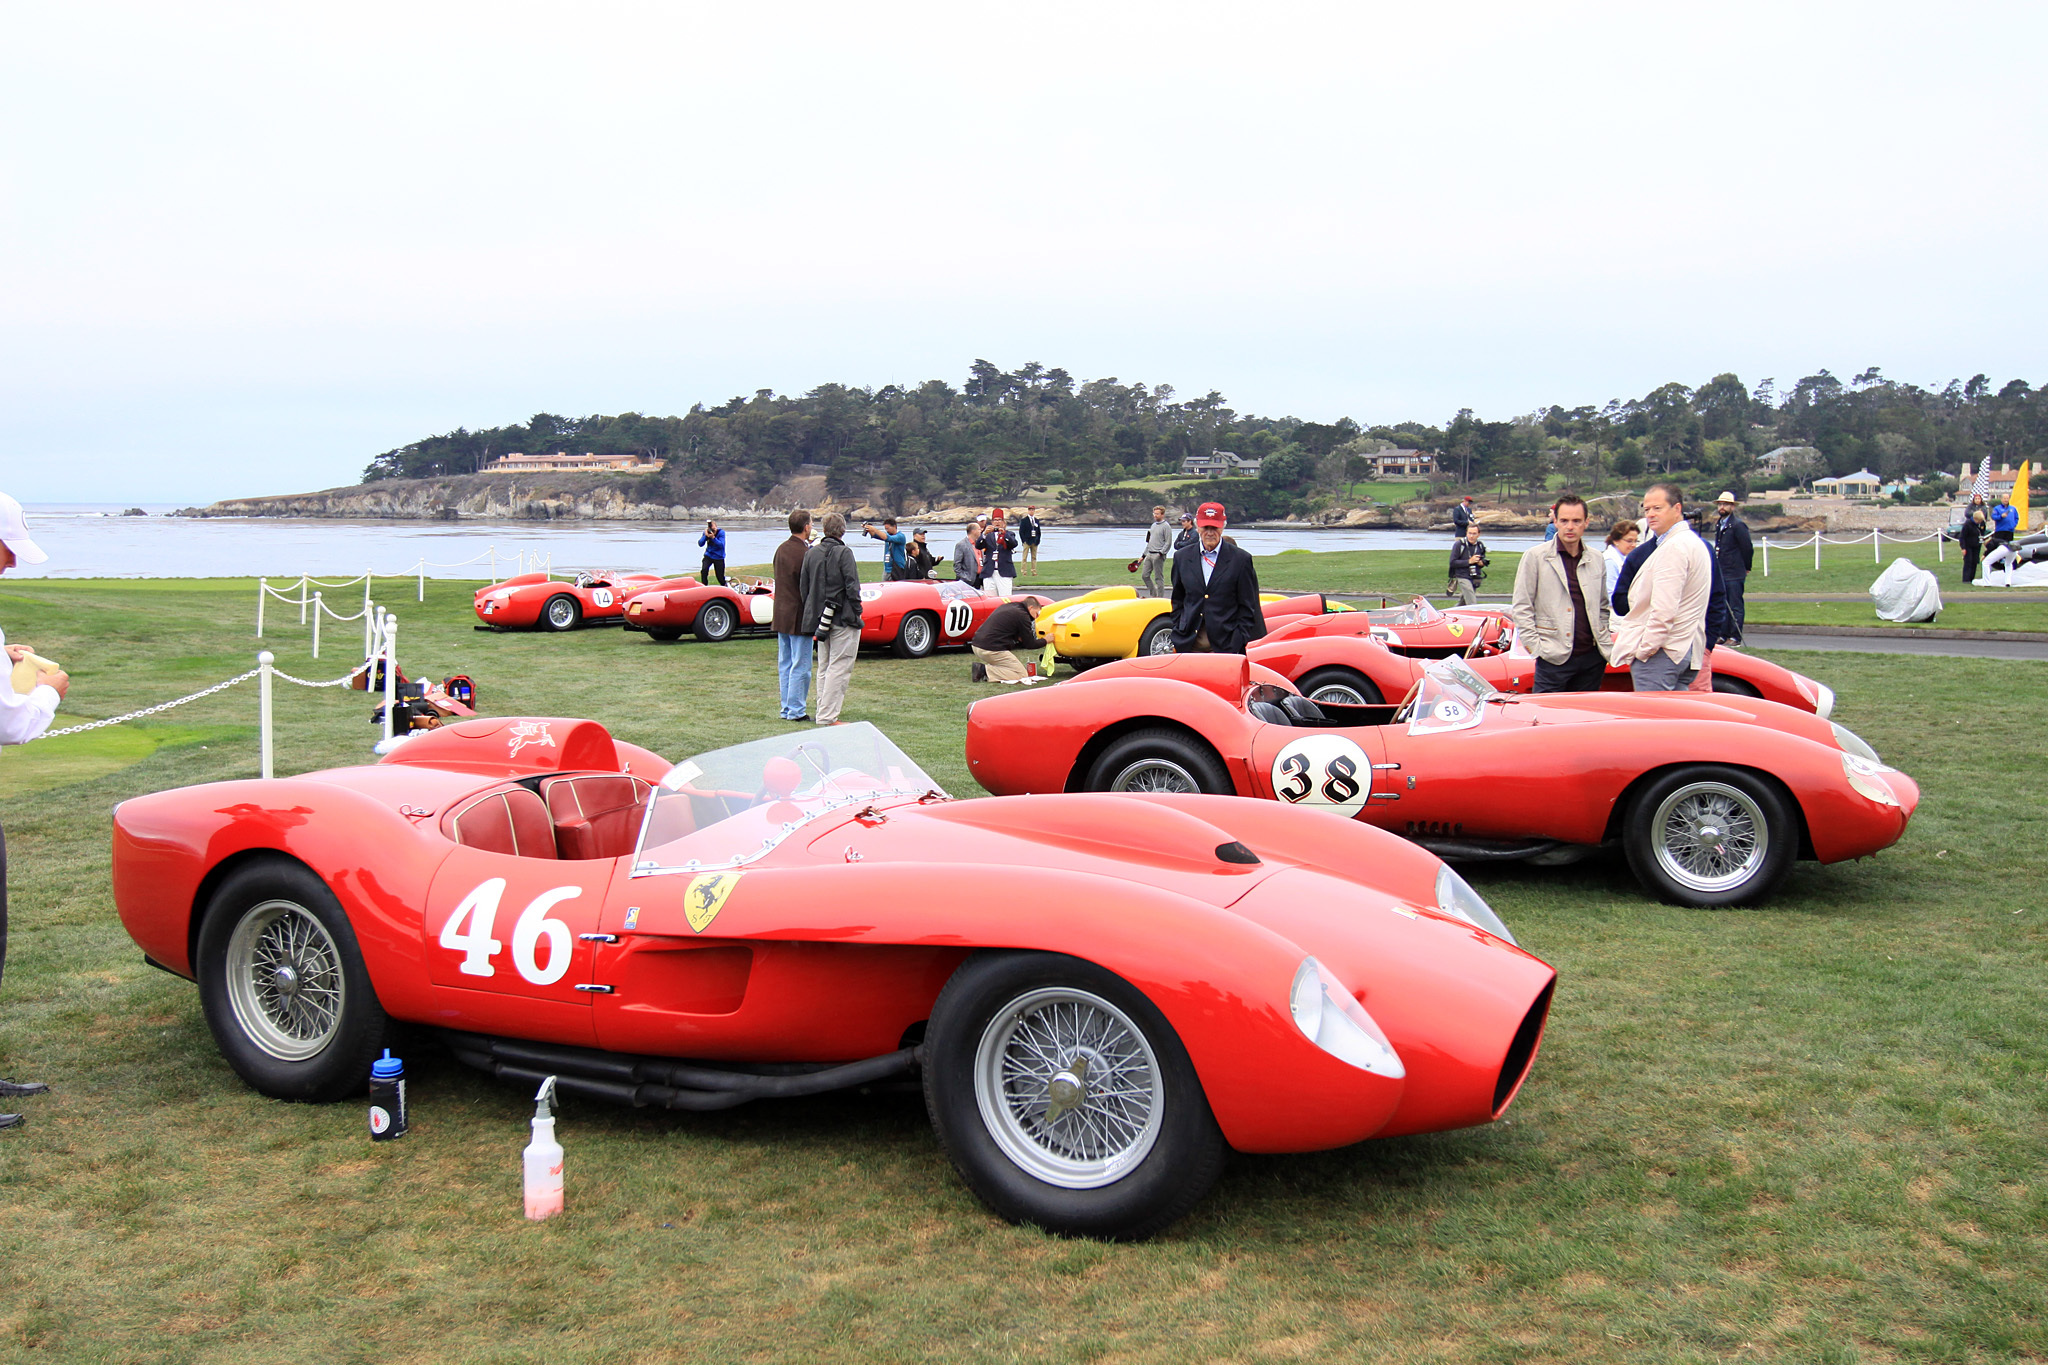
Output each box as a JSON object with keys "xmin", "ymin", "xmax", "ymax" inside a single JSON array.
[{"xmin": 12, "ymin": 504, "xmax": 1539, "ymax": 580}]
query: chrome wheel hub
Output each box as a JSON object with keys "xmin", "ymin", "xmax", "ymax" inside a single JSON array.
[
  {"xmin": 1653, "ymin": 782, "xmax": 1767, "ymax": 894},
  {"xmin": 224, "ymin": 900, "xmax": 346, "ymax": 1061},
  {"xmin": 974, "ymin": 987, "xmax": 1164, "ymax": 1189},
  {"xmin": 1108, "ymin": 757, "xmax": 1199, "ymax": 794}
]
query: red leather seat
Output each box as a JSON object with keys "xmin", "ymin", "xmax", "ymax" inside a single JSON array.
[
  {"xmin": 541, "ymin": 775, "xmax": 651, "ymax": 861},
  {"xmin": 446, "ymin": 788, "xmax": 558, "ymax": 859}
]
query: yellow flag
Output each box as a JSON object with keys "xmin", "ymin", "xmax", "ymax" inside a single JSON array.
[{"xmin": 2016, "ymin": 460, "xmax": 2031, "ymax": 534}]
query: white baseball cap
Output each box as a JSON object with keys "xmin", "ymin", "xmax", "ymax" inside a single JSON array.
[{"xmin": 0, "ymin": 492, "xmax": 47, "ymax": 565}]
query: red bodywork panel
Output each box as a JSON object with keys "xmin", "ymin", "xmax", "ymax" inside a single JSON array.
[
  {"xmin": 111, "ymin": 718, "xmax": 1555, "ymax": 1156},
  {"xmin": 621, "ymin": 579, "xmax": 775, "ymax": 636}
]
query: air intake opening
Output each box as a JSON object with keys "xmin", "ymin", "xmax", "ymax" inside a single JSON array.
[
  {"xmin": 1214, "ymin": 841, "xmax": 1261, "ymax": 865},
  {"xmin": 1492, "ymin": 979, "xmax": 1554, "ymax": 1117}
]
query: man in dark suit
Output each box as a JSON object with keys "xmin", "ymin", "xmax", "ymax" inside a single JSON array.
[
  {"xmin": 1169, "ymin": 502, "xmax": 1267, "ymax": 654},
  {"xmin": 1712, "ymin": 492, "xmax": 1754, "ymax": 643}
]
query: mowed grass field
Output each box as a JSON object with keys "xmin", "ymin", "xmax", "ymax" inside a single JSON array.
[{"xmin": 0, "ymin": 571, "xmax": 2043, "ymax": 1364}]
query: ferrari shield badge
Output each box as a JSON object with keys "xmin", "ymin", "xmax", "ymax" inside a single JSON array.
[
  {"xmin": 684, "ymin": 871, "xmax": 742, "ymax": 933},
  {"xmin": 1447, "ymin": 621, "xmax": 1465, "ymax": 638}
]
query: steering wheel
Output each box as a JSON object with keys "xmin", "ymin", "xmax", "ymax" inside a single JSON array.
[
  {"xmin": 1392, "ymin": 676, "xmax": 1426, "ymax": 724},
  {"xmin": 1464, "ymin": 618, "xmax": 1508, "ymax": 659}
]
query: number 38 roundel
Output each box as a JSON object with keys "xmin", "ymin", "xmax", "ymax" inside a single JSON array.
[{"xmin": 1268, "ymin": 734, "xmax": 1372, "ymax": 816}]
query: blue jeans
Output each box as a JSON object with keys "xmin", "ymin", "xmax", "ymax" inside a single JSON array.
[{"xmin": 777, "ymin": 633, "xmax": 814, "ymax": 718}]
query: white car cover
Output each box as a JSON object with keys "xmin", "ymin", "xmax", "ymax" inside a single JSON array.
[{"xmin": 1870, "ymin": 557, "xmax": 1942, "ymax": 622}]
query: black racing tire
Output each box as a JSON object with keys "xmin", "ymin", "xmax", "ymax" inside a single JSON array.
[
  {"xmin": 1623, "ymin": 764, "xmax": 1797, "ymax": 908},
  {"xmin": 1085, "ymin": 728, "xmax": 1232, "ymax": 796},
  {"xmin": 694, "ymin": 600, "xmax": 738, "ymax": 643},
  {"xmin": 645, "ymin": 627, "xmax": 684, "ymax": 643},
  {"xmin": 541, "ymin": 594, "xmax": 581, "ymax": 632},
  {"xmin": 1710, "ymin": 674, "xmax": 1762, "ymax": 699},
  {"xmin": 1137, "ymin": 618, "xmax": 1176, "ymax": 657},
  {"xmin": 894, "ymin": 610, "xmax": 939, "ymax": 659},
  {"xmin": 923, "ymin": 951, "xmax": 1225, "ymax": 1240},
  {"xmin": 1296, "ymin": 666, "xmax": 1384, "ymax": 707},
  {"xmin": 195, "ymin": 859, "xmax": 389, "ymax": 1102}
]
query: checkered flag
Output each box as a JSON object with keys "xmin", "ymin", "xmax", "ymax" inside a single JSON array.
[{"xmin": 1972, "ymin": 456, "xmax": 1992, "ymax": 502}]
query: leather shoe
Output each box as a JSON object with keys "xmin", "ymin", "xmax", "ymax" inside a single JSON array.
[
  {"xmin": 785, "ymin": 714, "xmax": 810, "ymax": 723},
  {"xmin": 0, "ymin": 1113, "xmax": 21, "ymax": 1130},
  {"xmin": 0, "ymin": 1079, "xmax": 47, "ymax": 1097}
]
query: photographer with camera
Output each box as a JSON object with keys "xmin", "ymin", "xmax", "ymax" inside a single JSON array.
[
  {"xmin": 697, "ymin": 519, "xmax": 727, "ymax": 586},
  {"xmin": 861, "ymin": 517, "xmax": 908, "ymax": 581},
  {"xmin": 1448, "ymin": 521, "xmax": 1489, "ymax": 604}
]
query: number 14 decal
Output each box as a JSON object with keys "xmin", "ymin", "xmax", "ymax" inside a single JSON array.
[{"xmin": 439, "ymin": 878, "xmax": 580, "ymax": 986}]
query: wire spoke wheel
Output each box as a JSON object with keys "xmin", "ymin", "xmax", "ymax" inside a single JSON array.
[
  {"xmin": 1108, "ymin": 757, "xmax": 1200, "ymax": 793},
  {"xmin": 973, "ymin": 986, "xmax": 1164, "ymax": 1189},
  {"xmin": 1652, "ymin": 781, "xmax": 1768, "ymax": 894},
  {"xmin": 223, "ymin": 899, "xmax": 346, "ymax": 1061}
]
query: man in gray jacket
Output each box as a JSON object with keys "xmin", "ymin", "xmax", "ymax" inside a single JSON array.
[
  {"xmin": 951, "ymin": 524, "xmax": 982, "ymax": 588},
  {"xmin": 1508, "ymin": 494, "xmax": 1611, "ymax": 691},
  {"xmin": 799, "ymin": 514, "xmax": 865, "ymax": 724},
  {"xmin": 1139, "ymin": 505, "xmax": 1173, "ymax": 598}
]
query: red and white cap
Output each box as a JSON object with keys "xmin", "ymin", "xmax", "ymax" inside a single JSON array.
[
  {"xmin": 1195, "ymin": 502, "xmax": 1227, "ymax": 528},
  {"xmin": 0, "ymin": 492, "xmax": 47, "ymax": 566}
]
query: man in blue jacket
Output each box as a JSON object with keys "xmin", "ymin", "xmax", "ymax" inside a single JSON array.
[
  {"xmin": 1169, "ymin": 503, "xmax": 1266, "ymax": 654},
  {"xmin": 697, "ymin": 520, "xmax": 727, "ymax": 586}
]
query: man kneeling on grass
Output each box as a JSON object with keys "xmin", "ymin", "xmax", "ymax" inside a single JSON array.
[{"xmin": 969, "ymin": 596, "xmax": 1043, "ymax": 683}]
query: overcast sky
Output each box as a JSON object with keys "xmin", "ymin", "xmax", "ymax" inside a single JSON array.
[{"xmin": 3, "ymin": 1, "xmax": 2042, "ymax": 504}]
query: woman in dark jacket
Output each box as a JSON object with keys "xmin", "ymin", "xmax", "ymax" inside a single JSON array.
[{"xmin": 1959, "ymin": 496, "xmax": 1987, "ymax": 583}]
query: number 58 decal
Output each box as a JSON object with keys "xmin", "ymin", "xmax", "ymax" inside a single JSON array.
[
  {"xmin": 1268, "ymin": 735, "xmax": 1373, "ymax": 816},
  {"xmin": 439, "ymin": 879, "xmax": 580, "ymax": 986}
]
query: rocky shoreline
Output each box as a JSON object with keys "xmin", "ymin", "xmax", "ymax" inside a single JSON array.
[{"xmin": 181, "ymin": 471, "xmax": 1866, "ymax": 536}]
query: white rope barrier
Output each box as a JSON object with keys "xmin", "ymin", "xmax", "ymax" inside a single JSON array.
[
  {"xmin": 255, "ymin": 547, "xmax": 552, "ymax": 636},
  {"xmin": 1756, "ymin": 526, "xmax": 1953, "ymax": 577}
]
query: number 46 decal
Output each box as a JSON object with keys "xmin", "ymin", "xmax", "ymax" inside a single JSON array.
[{"xmin": 439, "ymin": 878, "xmax": 580, "ymax": 986}]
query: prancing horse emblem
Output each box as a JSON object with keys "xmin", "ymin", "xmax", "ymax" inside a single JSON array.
[
  {"xmin": 507, "ymin": 722, "xmax": 556, "ymax": 759},
  {"xmin": 684, "ymin": 872, "xmax": 741, "ymax": 933}
]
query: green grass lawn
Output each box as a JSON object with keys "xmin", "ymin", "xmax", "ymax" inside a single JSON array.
[
  {"xmin": 0, "ymin": 578, "xmax": 2043, "ymax": 1362},
  {"xmin": 1746, "ymin": 602, "xmax": 2048, "ymax": 633}
]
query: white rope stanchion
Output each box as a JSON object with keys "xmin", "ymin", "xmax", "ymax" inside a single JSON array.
[
  {"xmin": 381, "ymin": 618, "xmax": 399, "ymax": 748},
  {"xmin": 259, "ymin": 651, "xmax": 275, "ymax": 778},
  {"xmin": 257, "ymin": 577, "xmax": 268, "ymax": 636},
  {"xmin": 311, "ymin": 592, "xmax": 323, "ymax": 658}
]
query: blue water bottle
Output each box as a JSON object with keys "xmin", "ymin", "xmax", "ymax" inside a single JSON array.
[{"xmin": 369, "ymin": 1049, "xmax": 408, "ymax": 1141}]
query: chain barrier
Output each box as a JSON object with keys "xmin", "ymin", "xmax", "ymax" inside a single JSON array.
[
  {"xmin": 271, "ymin": 662, "xmax": 372, "ymax": 690},
  {"xmin": 27, "ymin": 669, "xmax": 263, "ymax": 741}
]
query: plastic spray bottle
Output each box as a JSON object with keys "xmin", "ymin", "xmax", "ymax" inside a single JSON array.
[
  {"xmin": 523, "ymin": 1075, "xmax": 564, "ymax": 1220},
  {"xmin": 368, "ymin": 1049, "xmax": 407, "ymax": 1140}
]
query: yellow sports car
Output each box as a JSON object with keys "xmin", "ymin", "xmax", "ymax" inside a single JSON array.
[{"xmin": 1041, "ymin": 586, "xmax": 1348, "ymax": 665}]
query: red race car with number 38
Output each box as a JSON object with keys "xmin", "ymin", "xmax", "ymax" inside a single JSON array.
[
  {"xmin": 964, "ymin": 653, "xmax": 1916, "ymax": 908},
  {"xmin": 112, "ymin": 718, "xmax": 1554, "ymax": 1240}
]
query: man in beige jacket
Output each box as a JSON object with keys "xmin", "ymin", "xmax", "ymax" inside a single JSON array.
[
  {"xmin": 1508, "ymin": 494, "xmax": 1611, "ymax": 691},
  {"xmin": 1610, "ymin": 482, "xmax": 1712, "ymax": 691}
]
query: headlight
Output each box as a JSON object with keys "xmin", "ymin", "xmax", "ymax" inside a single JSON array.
[
  {"xmin": 1842, "ymin": 753, "xmax": 1899, "ymax": 806},
  {"xmin": 1436, "ymin": 865, "xmax": 1516, "ymax": 945},
  {"xmin": 1830, "ymin": 723, "xmax": 1881, "ymax": 765},
  {"xmin": 1289, "ymin": 958, "xmax": 1404, "ymax": 1078}
]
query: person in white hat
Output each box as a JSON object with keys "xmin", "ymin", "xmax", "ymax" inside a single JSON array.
[
  {"xmin": 1711, "ymin": 490, "xmax": 1754, "ymax": 644},
  {"xmin": 0, "ymin": 490, "xmax": 64, "ymax": 1126}
]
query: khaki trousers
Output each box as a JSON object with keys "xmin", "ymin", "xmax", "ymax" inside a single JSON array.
[
  {"xmin": 972, "ymin": 645, "xmax": 1030, "ymax": 682},
  {"xmin": 813, "ymin": 625, "xmax": 861, "ymax": 722}
]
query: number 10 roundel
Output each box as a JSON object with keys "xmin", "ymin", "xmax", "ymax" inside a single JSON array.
[{"xmin": 1269, "ymin": 734, "xmax": 1372, "ymax": 815}]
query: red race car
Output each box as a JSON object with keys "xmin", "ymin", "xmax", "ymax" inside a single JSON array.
[
  {"xmin": 1253, "ymin": 616, "xmax": 1836, "ymax": 715},
  {"xmin": 622, "ymin": 575, "xmax": 777, "ymax": 642},
  {"xmin": 474, "ymin": 571, "xmax": 680, "ymax": 632},
  {"xmin": 1287, "ymin": 596, "xmax": 1516, "ymax": 659},
  {"xmin": 112, "ymin": 718, "xmax": 1553, "ymax": 1240},
  {"xmin": 964, "ymin": 653, "xmax": 1916, "ymax": 908},
  {"xmin": 858, "ymin": 580, "xmax": 1054, "ymax": 657}
]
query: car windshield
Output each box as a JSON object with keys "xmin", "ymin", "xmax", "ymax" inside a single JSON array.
[
  {"xmin": 1399, "ymin": 657, "xmax": 1499, "ymax": 735},
  {"xmin": 632, "ymin": 722, "xmax": 944, "ymax": 877},
  {"xmin": 1364, "ymin": 595, "xmax": 1445, "ymax": 627}
]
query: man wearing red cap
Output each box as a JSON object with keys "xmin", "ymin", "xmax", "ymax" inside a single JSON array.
[{"xmin": 1168, "ymin": 502, "xmax": 1266, "ymax": 654}]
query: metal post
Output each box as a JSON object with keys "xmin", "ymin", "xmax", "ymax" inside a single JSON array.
[
  {"xmin": 363, "ymin": 600, "xmax": 375, "ymax": 658},
  {"xmin": 1760, "ymin": 538, "xmax": 1769, "ymax": 577},
  {"xmin": 312, "ymin": 592, "xmax": 323, "ymax": 659},
  {"xmin": 1814, "ymin": 532, "xmax": 1821, "ymax": 571},
  {"xmin": 1873, "ymin": 527, "xmax": 1880, "ymax": 564},
  {"xmin": 1938, "ymin": 531, "xmax": 1944, "ymax": 563},
  {"xmin": 417, "ymin": 558, "xmax": 425, "ymax": 603},
  {"xmin": 382, "ymin": 618, "xmax": 398, "ymax": 747},
  {"xmin": 258, "ymin": 651, "xmax": 275, "ymax": 779},
  {"xmin": 365, "ymin": 572, "xmax": 373, "ymax": 619},
  {"xmin": 257, "ymin": 578, "xmax": 267, "ymax": 636}
]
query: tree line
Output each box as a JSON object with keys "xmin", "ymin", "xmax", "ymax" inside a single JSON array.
[{"xmin": 361, "ymin": 361, "xmax": 2048, "ymax": 510}]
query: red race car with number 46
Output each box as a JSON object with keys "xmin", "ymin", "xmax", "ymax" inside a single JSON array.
[
  {"xmin": 112, "ymin": 718, "xmax": 1554, "ymax": 1239},
  {"xmin": 964, "ymin": 653, "xmax": 1917, "ymax": 908}
]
